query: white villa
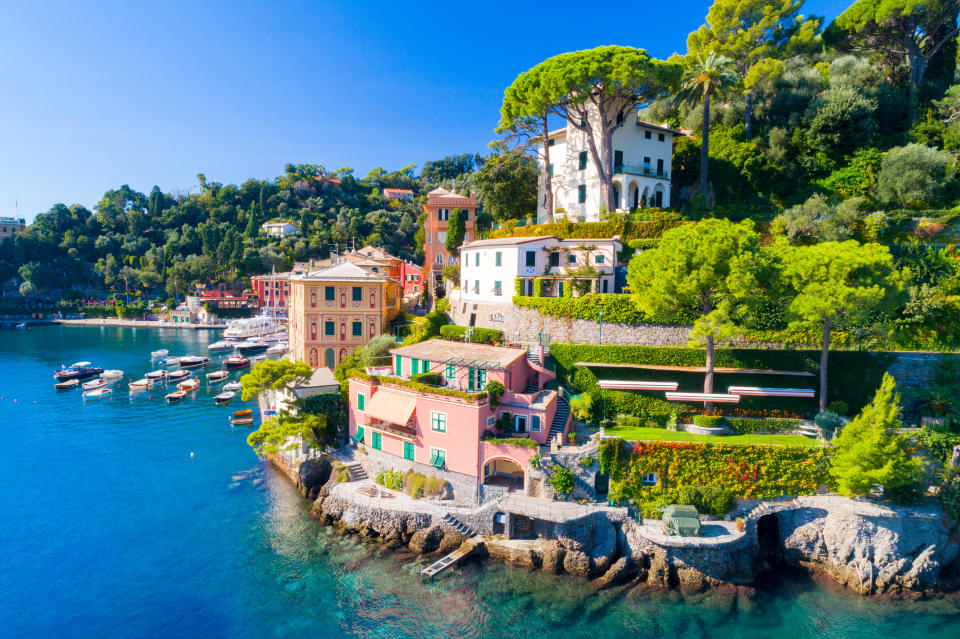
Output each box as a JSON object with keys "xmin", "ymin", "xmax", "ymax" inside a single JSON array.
[
  {"xmin": 450, "ymin": 235, "xmax": 622, "ymax": 328},
  {"xmin": 537, "ymin": 107, "xmax": 681, "ymax": 223},
  {"xmin": 262, "ymin": 221, "xmax": 300, "ymax": 237}
]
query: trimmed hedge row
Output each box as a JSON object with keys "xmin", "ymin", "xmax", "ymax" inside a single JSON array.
[
  {"xmin": 690, "ymin": 415, "xmax": 804, "ymax": 433},
  {"xmin": 550, "ymin": 343, "xmax": 896, "ymax": 418},
  {"xmin": 489, "ymin": 216, "xmax": 687, "ymax": 241},
  {"xmin": 349, "ymin": 369, "xmax": 487, "ymax": 402},
  {"xmin": 438, "ymin": 324, "xmax": 504, "ymax": 344},
  {"xmin": 514, "ymin": 294, "xmax": 648, "ymax": 324}
]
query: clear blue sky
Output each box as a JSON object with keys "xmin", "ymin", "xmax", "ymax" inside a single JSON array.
[{"xmin": 0, "ymin": 0, "xmax": 849, "ymax": 221}]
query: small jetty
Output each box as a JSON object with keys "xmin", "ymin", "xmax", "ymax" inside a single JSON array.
[{"xmin": 420, "ymin": 538, "xmax": 480, "ymax": 578}]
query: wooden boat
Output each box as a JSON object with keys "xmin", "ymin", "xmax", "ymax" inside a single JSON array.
[
  {"xmin": 82, "ymin": 387, "xmax": 112, "ymax": 400},
  {"xmin": 55, "ymin": 379, "xmax": 80, "ymax": 390},
  {"xmin": 179, "ymin": 356, "xmax": 209, "ymax": 369},
  {"xmin": 223, "ymin": 381, "xmax": 242, "ymax": 392},
  {"xmin": 81, "ymin": 377, "xmax": 107, "ymax": 391},
  {"xmin": 129, "ymin": 378, "xmax": 154, "ymax": 391},
  {"xmin": 230, "ymin": 408, "xmax": 255, "ymax": 426},
  {"xmin": 224, "ymin": 356, "xmax": 250, "ymax": 370},
  {"xmin": 101, "ymin": 369, "xmax": 124, "ymax": 380},
  {"xmin": 150, "ymin": 349, "xmax": 169, "ymax": 359},
  {"xmin": 214, "ymin": 391, "xmax": 235, "ymax": 405},
  {"xmin": 165, "ymin": 390, "xmax": 188, "ymax": 402},
  {"xmin": 168, "ymin": 370, "xmax": 191, "ymax": 382},
  {"xmin": 145, "ymin": 369, "xmax": 168, "ymax": 380},
  {"xmin": 178, "ymin": 378, "xmax": 200, "ymax": 392},
  {"xmin": 206, "ymin": 370, "xmax": 229, "ymax": 383}
]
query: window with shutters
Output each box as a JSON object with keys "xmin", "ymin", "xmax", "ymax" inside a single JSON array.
[
  {"xmin": 578, "ymin": 151, "xmax": 587, "ymax": 170},
  {"xmin": 352, "ymin": 286, "xmax": 362, "ymax": 301}
]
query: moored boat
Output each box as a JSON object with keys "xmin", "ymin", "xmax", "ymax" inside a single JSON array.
[
  {"xmin": 206, "ymin": 370, "xmax": 229, "ymax": 383},
  {"xmin": 159, "ymin": 356, "xmax": 181, "ymax": 366},
  {"xmin": 266, "ymin": 341, "xmax": 288, "ymax": 356},
  {"xmin": 129, "ymin": 378, "xmax": 154, "ymax": 391},
  {"xmin": 145, "ymin": 369, "xmax": 168, "ymax": 380},
  {"xmin": 55, "ymin": 379, "xmax": 80, "ymax": 390},
  {"xmin": 168, "ymin": 370, "xmax": 191, "ymax": 382},
  {"xmin": 54, "ymin": 362, "xmax": 104, "ymax": 382},
  {"xmin": 224, "ymin": 356, "xmax": 250, "ymax": 370},
  {"xmin": 214, "ymin": 391, "xmax": 235, "ymax": 405},
  {"xmin": 82, "ymin": 387, "xmax": 112, "ymax": 400},
  {"xmin": 179, "ymin": 356, "xmax": 210, "ymax": 369},
  {"xmin": 230, "ymin": 408, "xmax": 254, "ymax": 426},
  {"xmin": 101, "ymin": 369, "xmax": 124, "ymax": 380},
  {"xmin": 223, "ymin": 381, "xmax": 242, "ymax": 392},
  {"xmin": 81, "ymin": 377, "xmax": 107, "ymax": 391},
  {"xmin": 150, "ymin": 349, "xmax": 169, "ymax": 359},
  {"xmin": 207, "ymin": 340, "xmax": 234, "ymax": 352},
  {"xmin": 178, "ymin": 378, "xmax": 200, "ymax": 392},
  {"xmin": 236, "ymin": 338, "xmax": 268, "ymax": 355},
  {"xmin": 165, "ymin": 390, "xmax": 188, "ymax": 402}
]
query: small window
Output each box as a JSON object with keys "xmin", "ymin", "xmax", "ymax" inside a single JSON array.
[
  {"xmin": 644, "ymin": 156, "xmax": 651, "ymax": 165},
  {"xmin": 475, "ymin": 253, "xmax": 479, "ymax": 266},
  {"xmin": 644, "ymin": 130, "xmax": 652, "ymax": 139},
  {"xmin": 596, "ymin": 254, "xmax": 605, "ymax": 264},
  {"xmin": 431, "ymin": 411, "xmax": 447, "ymax": 432},
  {"xmin": 602, "ymin": 279, "xmax": 609, "ymax": 293},
  {"xmin": 548, "ymin": 139, "xmax": 555, "ymax": 147},
  {"xmin": 549, "ymin": 252, "xmax": 560, "ymax": 267},
  {"xmin": 578, "ymin": 151, "xmax": 587, "ymax": 170},
  {"xmin": 463, "ymin": 209, "xmax": 469, "ymax": 221},
  {"xmin": 352, "ymin": 321, "xmax": 362, "ymax": 336},
  {"xmin": 568, "ymin": 254, "xmax": 576, "ymax": 264},
  {"xmin": 352, "ymin": 286, "xmax": 362, "ymax": 301},
  {"xmin": 428, "ymin": 448, "xmax": 446, "ymax": 469},
  {"xmin": 446, "ymin": 364, "xmax": 455, "ymax": 380},
  {"xmin": 525, "ymin": 250, "xmax": 536, "ymax": 267},
  {"xmin": 394, "ymin": 355, "xmax": 401, "ymax": 376},
  {"xmin": 531, "ymin": 415, "xmax": 541, "ymax": 432},
  {"xmin": 495, "ymin": 251, "xmax": 502, "ymax": 267},
  {"xmin": 487, "ymin": 416, "xmax": 495, "ymax": 428},
  {"xmin": 494, "ymin": 281, "xmax": 502, "ymax": 296},
  {"xmin": 642, "ymin": 472, "xmax": 658, "ymax": 485},
  {"xmin": 426, "ymin": 231, "xmax": 431, "ymax": 244},
  {"xmin": 403, "ymin": 441, "xmax": 415, "ymax": 461},
  {"xmin": 324, "ymin": 321, "xmax": 335, "ymax": 336},
  {"xmin": 357, "ymin": 393, "xmax": 365, "ymax": 410},
  {"xmin": 578, "ymin": 185, "xmax": 586, "ymax": 203},
  {"xmin": 548, "ymin": 163, "xmax": 554, "ymax": 177},
  {"xmin": 372, "ymin": 432, "xmax": 382, "ymax": 450}
]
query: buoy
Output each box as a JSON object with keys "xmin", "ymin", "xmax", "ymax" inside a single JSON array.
[
  {"xmin": 13, "ymin": 399, "xmax": 16, "ymax": 402},
  {"xmin": 190, "ymin": 452, "xmax": 195, "ymax": 457}
]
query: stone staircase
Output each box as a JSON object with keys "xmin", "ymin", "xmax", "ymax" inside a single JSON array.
[
  {"xmin": 548, "ymin": 395, "xmax": 570, "ymax": 442},
  {"xmin": 345, "ymin": 462, "xmax": 368, "ymax": 481},
  {"xmin": 527, "ymin": 348, "xmax": 542, "ymax": 366},
  {"xmin": 441, "ymin": 513, "xmax": 475, "ymax": 537},
  {"xmin": 524, "ymin": 377, "xmax": 539, "ymax": 393}
]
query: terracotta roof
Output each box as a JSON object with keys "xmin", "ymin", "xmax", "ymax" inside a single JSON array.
[{"xmin": 390, "ymin": 339, "xmax": 526, "ymax": 369}]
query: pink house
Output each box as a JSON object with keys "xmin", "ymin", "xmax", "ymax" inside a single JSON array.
[{"xmin": 346, "ymin": 339, "xmax": 569, "ymax": 502}]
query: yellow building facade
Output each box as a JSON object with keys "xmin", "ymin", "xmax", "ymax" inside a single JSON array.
[{"xmin": 288, "ymin": 261, "xmax": 401, "ymax": 369}]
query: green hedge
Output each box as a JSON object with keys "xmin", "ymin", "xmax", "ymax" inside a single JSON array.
[
  {"xmin": 480, "ymin": 434, "xmax": 539, "ymax": 449},
  {"xmin": 349, "ymin": 369, "xmax": 487, "ymax": 402},
  {"xmin": 489, "ymin": 215, "xmax": 687, "ymax": 241},
  {"xmin": 410, "ymin": 371, "xmax": 444, "ymax": 386},
  {"xmin": 514, "ymin": 294, "xmax": 648, "ymax": 324},
  {"xmin": 725, "ymin": 417, "xmax": 804, "ymax": 434},
  {"xmin": 550, "ymin": 343, "xmax": 896, "ymax": 419},
  {"xmin": 691, "ymin": 415, "xmax": 726, "ymax": 428},
  {"xmin": 438, "ymin": 324, "xmax": 503, "ymax": 344}
]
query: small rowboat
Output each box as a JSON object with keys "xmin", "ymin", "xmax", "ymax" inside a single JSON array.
[
  {"xmin": 83, "ymin": 387, "xmax": 112, "ymax": 400},
  {"xmin": 168, "ymin": 370, "xmax": 191, "ymax": 382},
  {"xmin": 206, "ymin": 370, "xmax": 229, "ymax": 383},
  {"xmin": 224, "ymin": 356, "xmax": 250, "ymax": 370},
  {"xmin": 81, "ymin": 377, "xmax": 107, "ymax": 391},
  {"xmin": 150, "ymin": 349, "xmax": 169, "ymax": 359},
  {"xmin": 214, "ymin": 391, "xmax": 235, "ymax": 405},
  {"xmin": 165, "ymin": 390, "xmax": 188, "ymax": 403},
  {"xmin": 159, "ymin": 356, "xmax": 181, "ymax": 366},
  {"xmin": 230, "ymin": 408, "xmax": 254, "ymax": 426},
  {"xmin": 55, "ymin": 379, "xmax": 79, "ymax": 390},
  {"xmin": 101, "ymin": 369, "xmax": 124, "ymax": 380},
  {"xmin": 223, "ymin": 381, "xmax": 242, "ymax": 392},
  {"xmin": 179, "ymin": 356, "xmax": 210, "ymax": 369},
  {"xmin": 178, "ymin": 379, "xmax": 200, "ymax": 392},
  {"xmin": 129, "ymin": 378, "xmax": 154, "ymax": 391},
  {"xmin": 145, "ymin": 369, "xmax": 168, "ymax": 380}
]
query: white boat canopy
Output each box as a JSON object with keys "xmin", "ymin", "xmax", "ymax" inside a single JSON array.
[
  {"xmin": 727, "ymin": 386, "xmax": 815, "ymax": 398},
  {"xmin": 597, "ymin": 380, "xmax": 679, "ymax": 391},
  {"xmin": 664, "ymin": 392, "xmax": 740, "ymax": 403}
]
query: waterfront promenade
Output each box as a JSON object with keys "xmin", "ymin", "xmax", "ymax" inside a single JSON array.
[{"xmin": 56, "ymin": 318, "xmax": 224, "ymax": 330}]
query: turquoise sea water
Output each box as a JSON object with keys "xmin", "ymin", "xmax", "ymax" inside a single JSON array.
[{"xmin": 1, "ymin": 325, "xmax": 959, "ymax": 639}]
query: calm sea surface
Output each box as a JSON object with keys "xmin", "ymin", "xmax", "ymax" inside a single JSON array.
[{"xmin": 1, "ymin": 325, "xmax": 959, "ymax": 638}]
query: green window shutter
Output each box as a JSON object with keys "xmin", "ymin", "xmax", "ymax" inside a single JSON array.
[
  {"xmin": 412, "ymin": 358, "xmax": 420, "ymax": 375},
  {"xmin": 445, "ymin": 364, "xmax": 455, "ymax": 380},
  {"xmin": 394, "ymin": 355, "xmax": 401, "ymax": 376},
  {"xmin": 404, "ymin": 441, "xmax": 415, "ymax": 461},
  {"xmin": 324, "ymin": 321, "xmax": 334, "ymax": 335},
  {"xmin": 531, "ymin": 415, "xmax": 541, "ymax": 431},
  {"xmin": 578, "ymin": 185, "xmax": 586, "ymax": 203},
  {"xmin": 495, "ymin": 251, "xmax": 501, "ymax": 266},
  {"xmin": 467, "ymin": 367, "xmax": 475, "ymax": 391},
  {"xmin": 475, "ymin": 253, "xmax": 479, "ymax": 266},
  {"xmin": 352, "ymin": 286, "xmax": 362, "ymax": 301},
  {"xmin": 372, "ymin": 432, "xmax": 382, "ymax": 450},
  {"xmin": 353, "ymin": 426, "xmax": 365, "ymax": 443},
  {"xmin": 477, "ymin": 368, "xmax": 486, "ymax": 389},
  {"xmin": 324, "ymin": 286, "xmax": 335, "ymax": 301},
  {"xmin": 352, "ymin": 321, "xmax": 362, "ymax": 336},
  {"xmin": 578, "ymin": 151, "xmax": 587, "ymax": 170},
  {"xmin": 358, "ymin": 393, "xmax": 365, "ymax": 410},
  {"xmin": 422, "ymin": 360, "xmax": 430, "ymax": 372}
]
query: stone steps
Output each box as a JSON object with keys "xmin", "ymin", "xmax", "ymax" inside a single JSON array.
[
  {"xmin": 441, "ymin": 513, "xmax": 475, "ymax": 537},
  {"xmin": 548, "ymin": 395, "xmax": 570, "ymax": 441},
  {"xmin": 345, "ymin": 462, "xmax": 368, "ymax": 481}
]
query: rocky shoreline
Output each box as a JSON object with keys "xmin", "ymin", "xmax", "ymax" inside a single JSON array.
[{"xmin": 277, "ymin": 454, "xmax": 960, "ymax": 597}]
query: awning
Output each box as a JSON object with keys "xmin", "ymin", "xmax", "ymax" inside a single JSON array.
[
  {"xmin": 352, "ymin": 427, "xmax": 365, "ymax": 443},
  {"xmin": 598, "ymin": 380, "xmax": 678, "ymax": 391},
  {"xmin": 664, "ymin": 392, "xmax": 740, "ymax": 403},
  {"xmin": 364, "ymin": 390, "xmax": 417, "ymax": 426},
  {"xmin": 428, "ymin": 450, "xmax": 446, "ymax": 469}
]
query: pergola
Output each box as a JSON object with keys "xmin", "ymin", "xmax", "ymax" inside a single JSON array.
[
  {"xmin": 664, "ymin": 392, "xmax": 740, "ymax": 403},
  {"xmin": 727, "ymin": 386, "xmax": 815, "ymax": 398},
  {"xmin": 598, "ymin": 380, "xmax": 678, "ymax": 391}
]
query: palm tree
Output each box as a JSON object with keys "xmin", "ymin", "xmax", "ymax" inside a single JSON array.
[{"xmin": 675, "ymin": 52, "xmax": 738, "ymax": 200}]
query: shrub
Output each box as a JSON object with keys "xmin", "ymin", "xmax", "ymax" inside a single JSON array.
[
  {"xmin": 814, "ymin": 411, "xmax": 843, "ymax": 433},
  {"xmin": 807, "ymin": 87, "xmax": 877, "ymax": 162},
  {"xmin": 676, "ymin": 485, "xmax": 736, "ymax": 517},
  {"xmin": 818, "ymin": 147, "xmax": 882, "ymax": 199},
  {"xmin": 410, "ymin": 371, "xmax": 444, "ymax": 386},
  {"xmin": 877, "ymin": 144, "xmax": 952, "ymax": 208},
  {"xmin": 547, "ymin": 465, "xmax": 575, "ymax": 496},
  {"xmin": 691, "ymin": 415, "xmax": 727, "ymax": 428},
  {"xmin": 914, "ymin": 428, "xmax": 960, "ymax": 465},
  {"xmin": 375, "ymin": 469, "xmax": 404, "ymax": 491},
  {"xmin": 940, "ymin": 468, "xmax": 960, "ymax": 520},
  {"xmin": 513, "ymin": 294, "xmax": 647, "ymax": 324},
  {"xmin": 480, "ymin": 433, "xmax": 539, "ymax": 448},
  {"xmin": 725, "ymin": 417, "xmax": 803, "ymax": 434},
  {"xmin": 615, "ymin": 413, "xmax": 664, "ymax": 429},
  {"xmin": 488, "ymin": 216, "xmax": 687, "ymax": 241},
  {"xmin": 569, "ymin": 393, "xmax": 594, "ymax": 422},
  {"xmin": 529, "ymin": 453, "xmax": 542, "ymax": 469},
  {"xmin": 424, "ymin": 476, "xmax": 449, "ymax": 499},
  {"xmin": 438, "ymin": 324, "xmax": 503, "ymax": 344},
  {"xmin": 359, "ymin": 334, "xmax": 397, "ymax": 368},
  {"xmin": 486, "ymin": 380, "xmax": 505, "ymax": 406},
  {"xmin": 826, "ymin": 401, "xmax": 849, "ymax": 416},
  {"xmin": 336, "ymin": 469, "xmax": 350, "ymax": 483},
  {"xmin": 579, "ymin": 456, "xmax": 596, "ymax": 468}
]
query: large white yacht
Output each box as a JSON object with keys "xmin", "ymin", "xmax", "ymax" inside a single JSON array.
[{"xmin": 222, "ymin": 315, "xmax": 286, "ymax": 342}]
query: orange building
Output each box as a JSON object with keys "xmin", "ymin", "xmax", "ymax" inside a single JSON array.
[
  {"xmin": 422, "ymin": 188, "xmax": 476, "ymax": 292},
  {"xmin": 288, "ymin": 261, "xmax": 402, "ymax": 369}
]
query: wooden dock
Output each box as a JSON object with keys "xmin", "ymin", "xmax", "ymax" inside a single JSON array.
[{"xmin": 420, "ymin": 538, "xmax": 480, "ymax": 578}]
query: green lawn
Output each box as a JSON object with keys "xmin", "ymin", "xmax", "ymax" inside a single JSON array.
[{"xmin": 604, "ymin": 426, "xmax": 823, "ymax": 447}]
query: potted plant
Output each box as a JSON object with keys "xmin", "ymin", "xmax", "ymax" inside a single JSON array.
[
  {"xmin": 735, "ymin": 517, "xmax": 745, "ymax": 532},
  {"xmin": 567, "ymin": 431, "xmax": 577, "ymax": 444}
]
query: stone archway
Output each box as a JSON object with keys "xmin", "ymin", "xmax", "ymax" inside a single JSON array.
[
  {"xmin": 483, "ymin": 457, "xmax": 524, "ymax": 491},
  {"xmin": 630, "ymin": 182, "xmax": 640, "ymax": 209}
]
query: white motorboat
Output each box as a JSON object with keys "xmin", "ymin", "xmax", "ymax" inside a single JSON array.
[
  {"xmin": 168, "ymin": 370, "xmax": 191, "ymax": 382},
  {"xmin": 236, "ymin": 338, "xmax": 268, "ymax": 355},
  {"xmin": 129, "ymin": 378, "xmax": 154, "ymax": 391},
  {"xmin": 81, "ymin": 377, "xmax": 107, "ymax": 391},
  {"xmin": 159, "ymin": 356, "xmax": 181, "ymax": 367},
  {"xmin": 214, "ymin": 391, "xmax": 235, "ymax": 405},
  {"xmin": 178, "ymin": 378, "xmax": 200, "ymax": 392},
  {"xmin": 82, "ymin": 387, "xmax": 112, "ymax": 400},
  {"xmin": 101, "ymin": 369, "xmax": 124, "ymax": 380},
  {"xmin": 223, "ymin": 315, "xmax": 284, "ymax": 341},
  {"xmin": 145, "ymin": 369, "xmax": 168, "ymax": 380},
  {"xmin": 223, "ymin": 381, "xmax": 242, "ymax": 392},
  {"xmin": 207, "ymin": 340, "xmax": 235, "ymax": 352},
  {"xmin": 150, "ymin": 349, "xmax": 169, "ymax": 359},
  {"xmin": 266, "ymin": 341, "xmax": 288, "ymax": 355},
  {"xmin": 206, "ymin": 370, "xmax": 229, "ymax": 383},
  {"xmin": 179, "ymin": 356, "xmax": 210, "ymax": 369}
]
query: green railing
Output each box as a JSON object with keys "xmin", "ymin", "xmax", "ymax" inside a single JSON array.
[{"xmin": 614, "ymin": 164, "xmax": 668, "ymax": 179}]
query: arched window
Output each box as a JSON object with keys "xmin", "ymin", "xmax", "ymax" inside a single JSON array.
[
  {"xmin": 369, "ymin": 291, "xmax": 376, "ymax": 308},
  {"xmin": 310, "ymin": 321, "xmax": 317, "ymax": 341},
  {"xmin": 340, "ymin": 291, "xmax": 346, "ymax": 308},
  {"xmin": 340, "ymin": 322, "xmax": 346, "ymax": 341},
  {"xmin": 310, "ymin": 291, "xmax": 317, "ymax": 308},
  {"xmin": 369, "ymin": 319, "xmax": 376, "ymax": 337},
  {"xmin": 324, "ymin": 348, "xmax": 335, "ymax": 369}
]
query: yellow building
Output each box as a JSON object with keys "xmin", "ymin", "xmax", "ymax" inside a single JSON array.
[
  {"xmin": 0, "ymin": 217, "xmax": 26, "ymax": 239},
  {"xmin": 288, "ymin": 261, "xmax": 402, "ymax": 369}
]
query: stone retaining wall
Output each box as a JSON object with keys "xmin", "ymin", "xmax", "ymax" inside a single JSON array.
[{"xmin": 355, "ymin": 445, "xmax": 480, "ymax": 506}]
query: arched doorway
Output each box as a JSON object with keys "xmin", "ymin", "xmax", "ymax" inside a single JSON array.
[
  {"xmin": 631, "ymin": 183, "xmax": 639, "ymax": 209},
  {"xmin": 324, "ymin": 348, "xmax": 335, "ymax": 369},
  {"xmin": 654, "ymin": 183, "xmax": 665, "ymax": 208},
  {"xmin": 483, "ymin": 458, "xmax": 524, "ymax": 491},
  {"xmin": 612, "ymin": 183, "xmax": 620, "ymax": 209}
]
